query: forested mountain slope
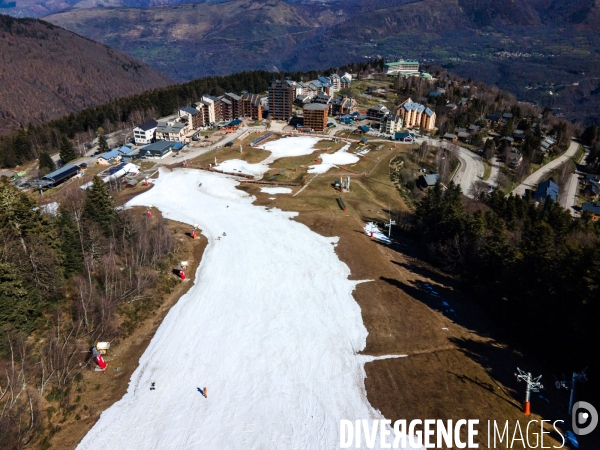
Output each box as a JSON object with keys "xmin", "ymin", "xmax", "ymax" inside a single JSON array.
[{"xmin": 0, "ymin": 15, "xmax": 173, "ymax": 135}]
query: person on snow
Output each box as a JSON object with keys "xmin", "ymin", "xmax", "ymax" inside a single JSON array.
[
  {"xmin": 203, "ymin": 387, "xmax": 208, "ymax": 398},
  {"xmin": 150, "ymin": 382, "xmax": 155, "ymax": 390}
]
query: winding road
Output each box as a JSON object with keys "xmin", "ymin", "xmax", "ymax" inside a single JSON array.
[
  {"xmin": 453, "ymin": 147, "xmax": 485, "ymax": 197},
  {"xmin": 511, "ymin": 140, "xmax": 579, "ymax": 197}
]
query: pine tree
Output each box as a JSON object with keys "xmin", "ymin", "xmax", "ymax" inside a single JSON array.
[
  {"xmin": 56, "ymin": 211, "xmax": 83, "ymax": 278},
  {"xmin": 38, "ymin": 151, "xmax": 56, "ymax": 176},
  {"xmin": 59, "ymin": 136, "xmax": 77, "ymax": 164},
  {"xmin": 98, "ymin": 133, "xmax": 109, "ymax": 154},
  {"xmin": 83, "ymin": 177, "xmax": 116, "ymax": 235},
  {"xmin": 0, "ymin": 263, "xmax": 42, "ymax": 335},
  {"xmin": 13, "ymin": 129, "xmax": 31, "ymax": 165}
]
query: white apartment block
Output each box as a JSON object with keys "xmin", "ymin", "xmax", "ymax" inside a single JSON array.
[{"xmin": 133, "ymin": 120, "xmax": 157, "ymax": 145}]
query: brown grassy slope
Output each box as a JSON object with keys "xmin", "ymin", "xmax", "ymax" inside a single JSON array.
[{"xmin": 0, "ymin": 15, "xmax": 173, "ymax": 135}]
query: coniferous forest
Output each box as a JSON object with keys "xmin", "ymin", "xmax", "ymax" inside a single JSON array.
[{"xmin": 412, "ymin": 182, "xmax": 600, "ymax": 377}]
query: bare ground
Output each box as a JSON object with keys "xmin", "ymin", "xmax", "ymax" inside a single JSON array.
[{"xmin": 52, "ymin": 140, "xmax": 579, "ymax": 448}]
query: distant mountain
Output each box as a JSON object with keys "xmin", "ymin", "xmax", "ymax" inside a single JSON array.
[
  {"xmin": 44, "ymin": 0, "xmax": 600, "ymax": 124},
  {"xmin": 0, "ymin": 15, "xmax": 173, "ymax": 135},
  {"xmin": 2, "ymin": 0, "xmax": 230, "ymax": 18}
]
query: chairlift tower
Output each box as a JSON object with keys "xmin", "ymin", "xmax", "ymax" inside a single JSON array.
[
  {"xmin": 515, "ymin": 368, "xmax": 543, "ymax": 415},
  {"xmin": 568, "ymin": 368, "xmax": 588, "ymax": 415},
  {"xmin": 384, "ymin": 218, "xmax": 396, "ymax": 238}
]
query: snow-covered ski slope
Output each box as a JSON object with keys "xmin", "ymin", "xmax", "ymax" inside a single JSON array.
[{"xmin": 78, "ymin": 137, "xmax": 419, "ymax": 449}]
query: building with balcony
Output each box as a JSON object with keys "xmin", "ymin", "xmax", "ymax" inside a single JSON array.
[
  {"xmin": 268, "ymin": 80, "xmax": 294, "ymax": 120},
  {"xmin": 302, "ymin": 103, "xmax": 328, "ymax": 131}
]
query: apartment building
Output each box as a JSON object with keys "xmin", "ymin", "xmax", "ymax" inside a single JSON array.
[
  {"xmin": 384, "ymin": 60, "xmax": 420, "ymax": 77},
  {"xmin": 303, "ymin": 103, "xmax": 328, "ymax": 131},
  {"xmin": 268, "ymin": 80, "xmax": 294, "ymax": 120},
  {"xmin": 155, "ymin": 116, "xmax": 187, "ymax": 142},
  {"xmin": 328, "ymin": 74, "xmax": 341, "ymax": 92},
  {"xmin": 194, "ymin": 96, "xmax": 216, "ymax": 126},
  {"xmin": 330, "ymin": 96, "xmax": 357, "ymax": 116},
  {"xmin": 397, "ymin": 98, "xmax": 436, "ymax": 130},
  {"xmin": 367, "ymin": 104, "xmax": 390, "ymax": 120},
  {"xmin": 241, "ymin": 93, "xmax": 263, "ymax": 120},
  {"xmin": 340, "ymin": 74, "xmax": 352, "ymax": 89},
  {"xmin": 224, "ymin": 92, "xmax": 243, "ymax": 118},
  {"xmin": 178, "ymin": 106, "xmax": 202, "ymax": 129},
  {"xmin": 381, "ymin": 114, "xmax": 403, "ymax": 134},
  {"xmin": 133, "ymin": 120, "xmax": 157, "ymax": 145}
]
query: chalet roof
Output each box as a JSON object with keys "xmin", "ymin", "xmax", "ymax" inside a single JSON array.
[
  {"xmin": 303, "ymin": 103, "xmax": 329, "ymax": 111},
  {"xmin": 225, "ymin": 92, "xmax": 242, "ymax": 101},
  {"xmin": 534, "ymin": 180, "xmax": 559, "ymax": 202},
  {"xmin": 135, "ymin": 120, "xmax": 158, "ymax": 131},
  {"xmin": 157, "ymin": 122, "xmax": 186, "ymax": 134},
  {"xmin": 180, "ymin": 106, "xmax": 199, "ymax": 115},
  {"xmin": 395, "ymin": 132, "xmax": 415, "ymax": 141},
  {"xmin": 423, "ymin": 174, "xmax": 440, "ymax": 186},
  {"xmin": 582, "ymin": 202, "xmax": 600, "ymax": 215},
  {"xmin": 141, "ymin": 140, "xmax": 174, "ymax": 152}
]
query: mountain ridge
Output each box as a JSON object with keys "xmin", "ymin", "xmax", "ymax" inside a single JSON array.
[{"xmin": 0, "ymin": 14, "xmax": 174, "ymax": 135}]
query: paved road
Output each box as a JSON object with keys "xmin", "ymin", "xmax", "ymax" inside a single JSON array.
[
  {"xmin": 511, "ymin": 140, "xmax": 579, "ymax": 197},
  {"xmin": 161, "ymin": 126, "xmax": 266, "ymax": 166},
  {"xmin": 560, "ymin": 148, "xmax": 589, "ymax": 216},
  {"xmin": 453, "ymin": 147, "xmax": 485, "ymax": 197},
  {"xmin": 487, "ymin": 156, "xmax": 500, "ymax": 188}
]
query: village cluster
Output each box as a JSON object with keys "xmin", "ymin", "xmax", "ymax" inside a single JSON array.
[{"xmin": 16, "ymin": 59, "xmax": 599, "ymax": 220}]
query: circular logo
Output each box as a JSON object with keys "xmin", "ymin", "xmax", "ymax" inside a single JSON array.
[{"xmin": 572, "ymin": 401, "xmax": 598, "ymax": 436}]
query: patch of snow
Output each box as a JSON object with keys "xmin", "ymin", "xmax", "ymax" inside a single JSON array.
[
  {"xmin": 78, "ymin": 168, "xmax": 419, "ymax": 450},
  {"xmin": 364, "ymin": 222, "xmax": 391, "ymax": 244},
  {"xmin": 269, "ymin": 197, "xmax": 276, "ymax": 200},
  {"xmin": 261, "ymin": 136, "xmax": 322, "ymax": 164},
  {"xmin": 260, "ymin": 187, "xmax": 292, "ymax": 194},
  {"xmin": 40, "ymin": 202, "xmax": 59, "ymax": 216},
  {"xmin": 213, "ymin": 136, "xmax": 324, "ymax": 179},
  {"xmin": 362, "ymin": 354, "xmax": 408, "ymax": 362},
  {"xmin": 214, "ymin": 159, "xmax": 268, "ymax": 177},
  {"xmin": 308, "ymin": 143, "xmax": 359, "ymax": 174}
]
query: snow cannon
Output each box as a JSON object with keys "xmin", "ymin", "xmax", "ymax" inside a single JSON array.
[
  {"xmin": 145, "ymin": 178, "xmax": 149, "ymax": 187},
  {"xmin": 192, "ymin": 224, "xmax": 198, "ymax": 240},
  {"xmin": 147, "ymin": 205, "xmax": 153, "ymax": 217},
  {"xmin": 91, "ymin": 347, "xmax": 107, "ymax": 371},
  {"xmin": 95, "ymin": 342, "xmax": 110, "ymax": 355},
  {"xmin": 179, "ymin": 262, "xmax": 188, "ymax": 280},
  {"xmin": 96, "ymin": 353, "xmax": 107, "ymax": 371}
]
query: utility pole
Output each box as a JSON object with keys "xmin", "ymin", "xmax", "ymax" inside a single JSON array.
[{"xmin": 515, "ymin": 368, "xmax": 543, "ymax": 415}]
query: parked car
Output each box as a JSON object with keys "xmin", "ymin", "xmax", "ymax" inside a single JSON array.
[{"xmin": 225, "ymin": 142, "xmax": 234, "ymax": 147}]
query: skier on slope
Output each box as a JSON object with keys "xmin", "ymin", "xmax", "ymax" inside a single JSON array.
[{"xmin": 203, "ymin": 387, "xmax": 208, "ymax": 398}]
